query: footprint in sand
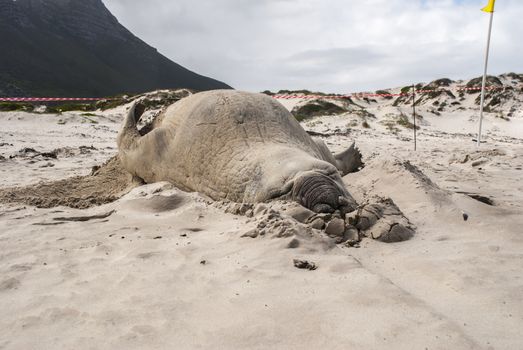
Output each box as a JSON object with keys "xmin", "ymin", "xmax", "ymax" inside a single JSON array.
[{"xmin": 0, "ymin": 277, "xmax": 21, "ymax": 291}]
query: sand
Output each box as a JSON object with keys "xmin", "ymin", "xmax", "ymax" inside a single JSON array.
[{"xmin": 1, "ymin": 89, "xmax": 522, "ymax": 349}]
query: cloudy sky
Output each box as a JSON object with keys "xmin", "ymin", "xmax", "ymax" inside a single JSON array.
[{"xmin": 103, "ymin": 0, "xmax": 523, "ymax": 93}]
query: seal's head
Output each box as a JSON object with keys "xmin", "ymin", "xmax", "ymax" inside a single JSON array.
[{"xmin": 291, "ymin": 170, "xmax": 356, "ymax": 215}]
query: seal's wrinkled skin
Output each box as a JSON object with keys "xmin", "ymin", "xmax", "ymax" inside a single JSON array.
[{"xmin": 117, "ymin": 90, "xmax": 362, "ymax": 214}]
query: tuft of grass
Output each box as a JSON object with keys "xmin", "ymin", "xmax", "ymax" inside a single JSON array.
[
  {"xmin": 375, "ymin": 90, "xmax": 393, "ymax": 100},
  {"xmin": 347, "ymin": 120, "xmax": 358, "ymax": 128},
  {"xmin": 495, "ymin": 112, "xmax": 510, "ymax": 121},
  {"xmin": 431, "ymin": 78, "xmax": 453, "ymax": 86},
  {"xmin": 466, "ymin": 75, "xmax": 503, "ymax": 90},
  {"xmin": 437, "ymin": 101, "xmax": 448, "ymax": 112},
  {"xmin": 400, "ymin": 86, "xmax": 412, "ymax": 94},
  {"xmin": 277, "ymin": 89, "xmax": 327, "ymax": 96},
  {"xmin": 0, "ymin": 102, "xmax": 35, "ymax": 112},
  {"xmin": 353, "ymin": 109, "xmax": 376, "ymax": 119},
  {"xmin": 381, "ymin": 120, "xmax": 400, "ymax": 134},
  {"xmin": 97, "ymin": 99, "xmax": 128, "ymax": 111},
  {"xmin": 306, "ymin": 120, "xmax": 324, "ymax": 128},
  {"xmin": 47, "ymin": 103, "xmax": 96, "ymax": 114},
  {"xmin": 140, "ymin": 95, "xmax": 181, "ymax": 110},
  {"xmin": 397, "ymin": 114, "xmax": 420, "ymax": 130},
  {"xmin": 81, "ymin": 116, "xmax": 99, "ymax": 124},
  {"xmin": 292, "ymin": 101, "xmax": 347, "ymax": 121}
]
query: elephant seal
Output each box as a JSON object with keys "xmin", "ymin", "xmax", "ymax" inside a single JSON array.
[{"xmin": 117, "ymin": 90, "xmax": 362, "ymax": 214}]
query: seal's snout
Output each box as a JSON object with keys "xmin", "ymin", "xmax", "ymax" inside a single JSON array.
[{"xmin": 292, "ymin": 171, "xmax": 356, "ymax": 214}]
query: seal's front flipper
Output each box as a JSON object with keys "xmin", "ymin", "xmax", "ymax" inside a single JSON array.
[{"xmin": 346, "ymin": 197, "xmax": 414, "ymax": 243}]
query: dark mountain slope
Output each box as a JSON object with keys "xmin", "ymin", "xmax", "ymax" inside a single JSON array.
[{"xmin": 0, "ymin": 0, "xmax": 231, "ymax": 97}]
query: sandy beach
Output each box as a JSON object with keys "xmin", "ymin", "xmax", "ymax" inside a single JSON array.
[{"xmin": 1, "ymin": 85, "xmax": 522, "ymax": 349}]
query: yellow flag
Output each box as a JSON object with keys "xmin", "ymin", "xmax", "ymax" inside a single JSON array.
[{"xmin": 482, "ymin": 0, "xmax": 496, "ymax": 13}]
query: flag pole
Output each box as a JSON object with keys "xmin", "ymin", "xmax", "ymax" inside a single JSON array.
[
  {"xmin": 412, "ymin": 84, "xmax": 417, "ymax": 151},
  {"xmin": 477, "ymin": 6, "xmax": 495, "ymax": 147}
]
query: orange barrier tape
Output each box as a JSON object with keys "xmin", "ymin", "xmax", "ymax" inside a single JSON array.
[{"xmin": 0, "ymin": 97, "xmax": 110, "ymax": 102}]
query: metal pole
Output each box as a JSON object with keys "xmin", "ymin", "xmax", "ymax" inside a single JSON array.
[
  {"xmin": 412, "ymin": 84, "xmax": 417, "ymax": 151},
  {"xmin": 477, "ymin": 11, "xmax": 494, "ymax": 147}
]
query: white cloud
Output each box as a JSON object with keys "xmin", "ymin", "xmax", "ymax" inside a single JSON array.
[{"xmin": 103, "ymin": 0, "xmax": 523, "ymax": 92}]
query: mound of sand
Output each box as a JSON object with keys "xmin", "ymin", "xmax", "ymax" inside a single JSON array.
[
  {"xmin": 344, "ymin": 156, "xmax": 451, "ymax": 213},
  {"xmin": 0, "ymin": 156, "xmax": 137, "ymax": 209}
]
